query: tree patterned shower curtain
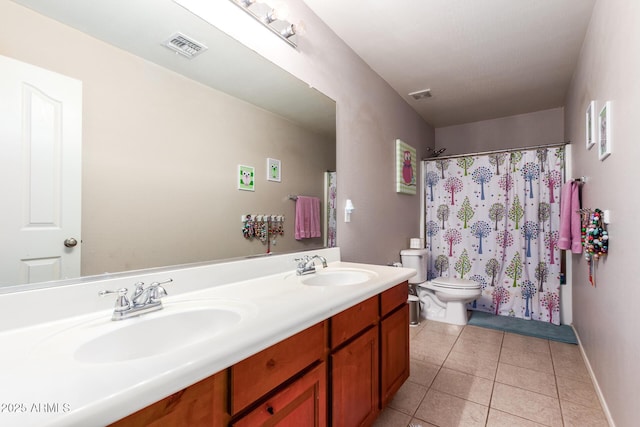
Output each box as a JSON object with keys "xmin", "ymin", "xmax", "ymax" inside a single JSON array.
[{"xmin": 423, "ymin": 146, "xmax": 565, "ymax": 324}]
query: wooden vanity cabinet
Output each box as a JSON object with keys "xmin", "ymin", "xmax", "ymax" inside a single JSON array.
[
  {"xmin": 110, "ymin": 282, "xmax": 410, "ymax": 427},
  {"xmin": 109, "ymin": 369, "xmax": 229, "ymax": 427}
]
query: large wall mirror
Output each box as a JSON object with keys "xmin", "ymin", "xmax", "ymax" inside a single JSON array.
[{"xmin": 1, "ymin": 0, "xmax": 336, "ymax": 291}]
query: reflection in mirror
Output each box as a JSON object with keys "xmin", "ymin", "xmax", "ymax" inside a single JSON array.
[{"xmin": 0, "ymin": 0, "xmax": 336, "ymax": 291}]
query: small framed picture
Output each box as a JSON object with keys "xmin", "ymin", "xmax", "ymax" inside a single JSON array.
[
  {"xmin": 598, "ymin": 102, "xmax": 611, "ymax": 161},
  {"xmin": 266, "ymin": 158, "xmax": 281, "ymax": 182},
  {"xmin": 585, "ymin": 101, "xmax": 596, "ymax": 150},
  {"xmin": 238, "ymin": 165, "xmax": 255, "ymax": 191},
  {"xmin": 395, "ymin": 139, "xmax": 417, "ymax": 195}
]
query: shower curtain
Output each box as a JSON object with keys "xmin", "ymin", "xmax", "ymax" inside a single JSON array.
[{"xmin": 423, "ymin": 146, "xmax": 565, "ymax": 324}]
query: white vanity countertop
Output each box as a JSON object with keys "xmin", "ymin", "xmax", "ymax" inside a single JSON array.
[{"xmin": 0, "ymin": 254, "xmax": 415, "ymax": 427}]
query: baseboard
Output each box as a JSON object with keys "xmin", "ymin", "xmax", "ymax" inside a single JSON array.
[{"xmin": 571, "ymin": 325, "xmax": 615, "ymax": 426}]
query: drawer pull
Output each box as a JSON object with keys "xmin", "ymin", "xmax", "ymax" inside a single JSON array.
[{"xmin": 266, "ymin": 406, "xmax": 274, "ymax": 415}]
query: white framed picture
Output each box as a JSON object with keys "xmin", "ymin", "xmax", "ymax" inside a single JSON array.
[
  {"xmin": 585, "ymin": 101, "xmax": 596, "ymax": 150},
  {"xmin": 238, "ymin": 165, "xmax": 255, "ymax": 191},
  {"xmin": 266, "ymin": 158, "xmax": 281, "ymax": 182},
  {"xmin": 598, "ymin": 102, "xmax": 611, "ymax": 161}
]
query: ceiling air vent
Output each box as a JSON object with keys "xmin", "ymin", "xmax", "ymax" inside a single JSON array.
[
  {"xmin": 162, "ymin": 32, "xmax": 208, "ymax": 59},
  {"xmin": 409, "ymin": 89, "xmax": 432, "ymax": 100}
]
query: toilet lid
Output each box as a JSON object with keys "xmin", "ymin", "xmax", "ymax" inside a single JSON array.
[{"xmin": 430, "ymin": 276, "xmax": 481, "ymax": 289}]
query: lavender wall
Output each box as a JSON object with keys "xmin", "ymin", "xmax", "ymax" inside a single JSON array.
[
  {"xmin": 435, "ymin": 108, "xmax": 564, "ymax": 155},
  {"xmin": 564, "ymin": 1, "xmax": 640, "ymax": 425}
]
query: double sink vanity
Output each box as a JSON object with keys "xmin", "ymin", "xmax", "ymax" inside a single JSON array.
[{"xmin": 0, "ymin": 248, "xmax": 415, "ymax": 426}]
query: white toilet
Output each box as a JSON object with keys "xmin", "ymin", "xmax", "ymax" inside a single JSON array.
[{"xmin": 400, "ymin": 249, "xmax": 481, "ymax": 326}]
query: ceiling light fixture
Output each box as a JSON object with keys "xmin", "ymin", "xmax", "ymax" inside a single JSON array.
[{"xmin": 230, "ymin": 0, "xmax": 298, "ymax": 48}]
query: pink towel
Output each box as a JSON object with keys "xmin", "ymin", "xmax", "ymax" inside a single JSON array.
[
  {"xmin": 295, "ymin": 196, "xmax": 321, "ymax": 240},
  {"xmin": 558, "ymin": 181, "xmax": 582, "ymax": 253}
]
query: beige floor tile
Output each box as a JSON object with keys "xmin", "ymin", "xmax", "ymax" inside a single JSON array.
[
  {"xmin": 556, "ymin": 375, "xmax": 602, "ymax": 409},
  {"xmin": 495, "ymin": 362, "xmax": 557, "ymax": 398},
  {"xmin": 552, "ymin": 354, "xmax": 591, "ymax": 383},
  {"xmin": 408, "ymin": 359, "xmax": 440, "ymax": 388},
  {"xmin": 388, "ymin": 380, "xmax": 428, "ymax": 416},
  {"xmin": 415, "ymin": 389, "xmax": 489, "ymax": 427},
  {"xmin": 451, "ymin": 336, "xmax": 502, "ymax": 362},
  {"xmin": 410, "ymin": 331, "xmax": 457, "ymax": 365},
  {"xmin": 502, "ymin": 333, "xmax": 550, "ymax": 355},
  {"xmin": 409, "ymin": 322, "xmax": 427, "ymax": 340},
  {"xmin": 459, "ymin": 325, "xmax": 504, "ymax": 345},
  {"xmin": 491, "ymin": 383, "xmax": 562, "ymax": 427},
  {"xmin": 408, "ymin": 417, "xmax": 438, "ymax": 427},
  {"xmin": 549, "ymin": 340, "xmax": 582, "ymax": 359},
  {"xmin": 420, "ymin": 319, "xmax": 464, "ymax": 337},
  {"xmin": 443, "ymin": 349, "xmax": 499, "ymax": 380},
  {"xmin": 431, "ymin": 367, "xmax": 494, "ymax": 406},
  {"xmin": 560, "ymin": 400, "xmax": 609, "ymax": 427},
  {"xmin": 486, "ymin": 408, "xmax": 547, "ymax": 427},
  {"xmin": 379, "ymin": 322, "xmax": 603, "ymax": 427},
  {"xmin": 499, "ymin": 345, "xmax": 554, "ymax": 374},
  {"xmin": 372, "ymin": 407, "xmax": 413, "ymax": 427}
]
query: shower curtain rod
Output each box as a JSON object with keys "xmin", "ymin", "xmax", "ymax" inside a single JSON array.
[{"xmin": 421, "ymin": 141, "xmax": 570, "ymax": 161}]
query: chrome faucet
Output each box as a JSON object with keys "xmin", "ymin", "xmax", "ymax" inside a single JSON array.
[
  {"xmin": 295, "ymin": 255, "xmax": 328, "ymax": 276},
  {"xmin": 99, "ymin": 278, "xmax": 173, "ymax": 320}
]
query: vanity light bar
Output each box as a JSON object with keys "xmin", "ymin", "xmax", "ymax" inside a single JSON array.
[{"xmin": 229, "ymin": 0, "xmax": 298, "ymax": 48}]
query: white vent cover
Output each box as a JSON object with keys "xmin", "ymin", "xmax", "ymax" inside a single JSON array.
[
  {"xmin": 409, "ymin": 89, "xmax": 432, "ymax": 100},
  {"xmin": 162, "ymin": 32, "xmax": 208, "ymax": 58}
]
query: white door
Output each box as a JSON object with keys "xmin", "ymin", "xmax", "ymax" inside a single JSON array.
[{"xmin": 0, "ymin": 55, "xmax": 82, "ymax": 286}]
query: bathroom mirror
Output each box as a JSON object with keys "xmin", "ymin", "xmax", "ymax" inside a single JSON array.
[{"xmin": 1, "ymin": 0, "xmax": 336, "ymax": 291}]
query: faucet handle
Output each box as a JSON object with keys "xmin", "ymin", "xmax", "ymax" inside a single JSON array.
[
  {"xmin": 148, "ymin": 278, "xmax": 173, "ymax": 303},
  {"xmin": 294, "ymin": 255, "xmax": 310, "ymax": 264},
  {"xmin": 99, "ymin": 288, "xmax": 130, "ymax": 312}
]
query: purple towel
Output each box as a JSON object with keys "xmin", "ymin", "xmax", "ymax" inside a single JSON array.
[{"xmin": 295, "ymin": 196, "xmax": 321, "ymax": 240}]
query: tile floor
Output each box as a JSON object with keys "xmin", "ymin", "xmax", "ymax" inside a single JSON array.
[{"xmin": 374, "ymin": 319, "xmax": 610, "ymax": 427}]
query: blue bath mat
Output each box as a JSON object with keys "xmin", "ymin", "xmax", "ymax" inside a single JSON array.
[{"xmin": 468, "ymin": 311, "xmax": 578, "ymax": 344}]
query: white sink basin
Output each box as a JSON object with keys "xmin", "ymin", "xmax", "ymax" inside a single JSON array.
[
  {"xmin": 31, "ymin": 299, "xmax": 255, "ymax": 364},
  {"xmin": 301, "ymin": 268, "xmax": 377, "ymax": 286},
  {"xmin": 75, "ymin": 307, "xmax": 241, "ymax": 363}
]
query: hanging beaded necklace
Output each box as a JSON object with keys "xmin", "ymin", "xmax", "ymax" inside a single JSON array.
[{"xmin": 581, "ymin": 208, "xmax": 609, "ymax": 286}]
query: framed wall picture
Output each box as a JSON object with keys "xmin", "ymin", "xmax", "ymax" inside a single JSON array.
[
  {"xmin": 585, "ymin": 101, "xmax": 596, "ymax": 150},
  {"xmin": 598, "ymin": 102, "xmax": 611, "ymax": 161},
  {"xmin": 238, "ymin": 165, "xmax": 255, "ymax": 191},
  {"xmin": 396, "ymin": 139, "xmax": 417, "ymax": 194},
  {"xmin": 266, "ymin": 158, "xmax": 281, "ymax": 182}
]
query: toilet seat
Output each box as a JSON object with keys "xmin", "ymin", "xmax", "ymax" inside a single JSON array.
[{"xmin": 430, "ymin": 276, "xmax": 480, "ymax": 290}]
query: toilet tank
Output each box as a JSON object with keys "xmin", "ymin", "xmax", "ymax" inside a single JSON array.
[{"xmin": 400, "ymin": 249, "xmax": 429, "ymax": 284}]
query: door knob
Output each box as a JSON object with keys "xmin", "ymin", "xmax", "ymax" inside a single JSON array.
[{"xmin": 64, "ymin": 237, "xmax": 78, "ymax": 248}]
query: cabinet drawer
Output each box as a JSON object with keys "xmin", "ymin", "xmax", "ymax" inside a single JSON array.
[
  {"xmin": 231, "ymin": 321, "xmax": 327, "ymax": 414},
  {"xmin": 330, "ymin": 295, "xmax": 378, "ymax": 349},
  {"xmin": 380, "ymin": 281, "xmax": 408, "ymax": 317},
  {"xmin": 231, "ymin": 362, "xmax": 326, "ymax": 427}
]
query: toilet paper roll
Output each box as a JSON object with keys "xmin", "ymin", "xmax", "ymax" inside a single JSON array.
[{"xmin": 409, "ymin": 238, "xmax": 424, "ymax": 249}]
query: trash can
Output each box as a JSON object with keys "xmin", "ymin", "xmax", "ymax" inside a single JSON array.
[{"xmin": 408, "ymin": 295, "xmax": 420, "ymax": 326}]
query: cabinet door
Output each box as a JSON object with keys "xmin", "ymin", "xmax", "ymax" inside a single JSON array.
[
  {"xmin": 380, "ymin": 305, "xmax": 410, "ymax": 407},
  {"xmin": 109, "ymin": 370, "xmax": 229, "ymax": 427},
  {"xmin": 232, "ymin": 362, "xmax": 326, "ymax": 427},
  {"xmin": 331, "ymin": 326, "xmax": 379, "ymax": 427}
]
